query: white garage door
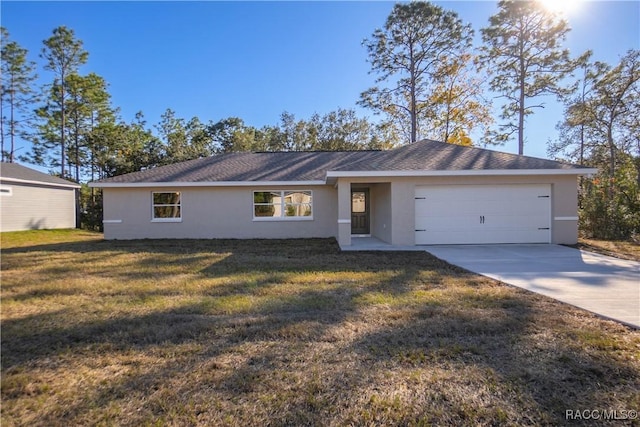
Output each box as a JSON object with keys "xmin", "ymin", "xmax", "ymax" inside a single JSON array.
[{"xmin": 415, "ymin": 184, "xmax": 551, "ymax": 245}]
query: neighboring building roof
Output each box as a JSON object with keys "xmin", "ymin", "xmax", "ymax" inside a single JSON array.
[
  {"xmin": 0, "ymin": 162, "xmax": 81, "ymax": 188},
  {"xmin": 91, "ymin": 139, "xmax": 595, "ymax": 187}
]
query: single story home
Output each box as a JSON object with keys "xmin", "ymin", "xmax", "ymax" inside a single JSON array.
[
  {"xmin": 0, "ymin": 162, "xmax": 81, "ymax": 232},
  {"xmin": 90, "ymin": 140, "xmax": 597, "ymax": 246}
]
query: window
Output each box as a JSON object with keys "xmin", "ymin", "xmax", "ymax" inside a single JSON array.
[
  {"xmin": 253, "ymin": 190, "xmax": 312, "ymax": 220},
  {"xmin": 352, "ymin": 191, "xmax": 366, "ymax": 213},
  {"xmin": 152, "ymin": 192, "xmax": 181, "ymax": 221},
  {"xmin": 0, "ymin": 185, "xmax": 12, "ymax": 196}
]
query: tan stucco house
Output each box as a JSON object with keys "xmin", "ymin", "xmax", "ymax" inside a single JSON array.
[
  {"xmin": 90, "ymin": 140, "xmax": 596, "ymax": 247},
  {"xmin": 0, "ymin": 162, "xmax": 80, "ymax": 232}
]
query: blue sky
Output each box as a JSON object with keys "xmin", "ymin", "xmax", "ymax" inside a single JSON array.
[{"xmin": 2, "ymin": 1, "xmax": 639, "ymax": 162}]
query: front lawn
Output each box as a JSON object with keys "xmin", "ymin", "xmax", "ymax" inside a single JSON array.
[{"xmin": 1, "ymin": 231, "xmax": 639, "ymax": 426}]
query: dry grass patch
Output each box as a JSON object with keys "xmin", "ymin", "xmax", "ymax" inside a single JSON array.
[
  {"xmin": 1, "ymin": 230, "xmax": 639, "ymax": 426},
  {"xmin": 577, "ymin": 237, "xmax": 640, "ymax": 261}
]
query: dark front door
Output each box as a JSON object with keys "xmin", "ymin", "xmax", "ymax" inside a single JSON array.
[{"xmin": 351, "ymin": 188, "xmax": 370, "ymax": 235}]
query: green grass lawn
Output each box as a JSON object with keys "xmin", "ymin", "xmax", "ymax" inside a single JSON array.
[{"xmin": 1, "ymin": 230, "xmax": 639, "ymax": 426}]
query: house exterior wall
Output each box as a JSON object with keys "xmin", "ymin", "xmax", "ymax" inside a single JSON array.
[
  {"xmin": 550, "ymin": 177, "xmax": 580, "ymax": 244},
  {"xmin": 0, "ymin": 182, "xmax": 77, "ymax": 232},
  {"xmin": 370, "ymin": 183, "xmax": 392, "ymax": 243},
  {"xmin": 102, "ymin": 174, "xmax": 580, "ymax": 244},
  {"xmin": 102, "ymin": 185, "xmax": 338, "ymax": 240},
  {"xmin": 337, "ymin": 181, "xmax": 351, "ymax": 247},
  {"xmin": 337, "ymin": 174, "xmax": 580, "ymax": 246}
]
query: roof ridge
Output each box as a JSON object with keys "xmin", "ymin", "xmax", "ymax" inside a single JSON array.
[{"xmin": 252, "ymin": 149, "xmax": 383, "ymax": 154}]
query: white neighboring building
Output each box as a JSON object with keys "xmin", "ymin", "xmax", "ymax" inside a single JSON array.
[{"xmin": 0, "ymin": 162, "xmax": 80, "ymax": 232}]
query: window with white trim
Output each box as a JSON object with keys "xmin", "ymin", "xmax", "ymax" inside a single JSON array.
[
  {"xmin": 152, "ymin": 192, "xmax": 181, "ymax": 221},
  {"xmin": 253, "ymin": 190, "xmax": 312, "ymax": 220}
]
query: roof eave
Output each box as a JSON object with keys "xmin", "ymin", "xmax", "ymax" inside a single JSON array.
[
  {"xmin": 89, "ymin": 180, "xmax": 327, "ymax": 188},
  {"xmin": 90, "ymin": 168, "xmax": 599, "ymax": 188},
  {"xmin": 326, "ymin": 168, "xmax": 598, "ymax": 179},
  {"xmin": 0, "ymin": 176, "xmax": 81, "ymax": 189}
]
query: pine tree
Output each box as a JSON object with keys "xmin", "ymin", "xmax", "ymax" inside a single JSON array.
[
  {"xmin": 480, "ymin": 0, "xmax": 578, "ymax": 154},
  {"xmin": 359, "ymin": 1, "xmax": 473, "ymax": 144},
  {"xmin": 39, "ymin": 26, "xmax": 88, "ymax": 177},
  {"xmin": 0, "ymin": 27, "xmax": 38, "ymax": 162}
]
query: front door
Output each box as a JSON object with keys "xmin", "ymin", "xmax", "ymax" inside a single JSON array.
[{"xmin": 351, "ymin": 188, "xmax": 370, "ymax": 235}]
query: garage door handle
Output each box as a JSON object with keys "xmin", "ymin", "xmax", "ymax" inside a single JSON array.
[
  {"xmin": 480, "ymin": 215, "xmax": 485, "ymax": 224},
  {"xmin": 538, "ymin": 227, "xmax": 550, "ymax": 230},
  {"xmin": 415, "ymin": 229, "xmax": 426, "ymax": 232}
]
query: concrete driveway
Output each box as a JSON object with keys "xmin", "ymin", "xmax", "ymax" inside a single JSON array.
[{"xmin": 425, "ymin": 244, "xmax": 640, "ymax": 328}]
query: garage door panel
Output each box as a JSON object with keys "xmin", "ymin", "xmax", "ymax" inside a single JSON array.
[
  {"xmin": 485, "ymin": 213, "xmax": 549, "ymax": 228},
  {"xmin": 418, "ymin": 231, "xmax": 484, "ymax": 245},
  {"xmin": 415, "ymin": 184, "xmax": 551, "ymax": 245},
  {"xmin": 417, "ymin": 214, "xmax": 482, "ymax": 229}
]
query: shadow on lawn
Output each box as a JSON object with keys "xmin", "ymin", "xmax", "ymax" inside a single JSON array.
[
  {"xmin": 1, "ymin": 237, "xmax": 344, "ymax": 257},
  {"xmin": 1, "ymin": 241, "xmax": 430, "ymax": 368},
  {"xmin": 346, "ymin": 306, "xmax": 639, "ymax": 424},
  {"xmin": 2, "ymin": 238, "xmax": 639, "ymax": 425},
  {"xmin": 8, "ymin": 296, "xmax": 632, "ymax": 425}
]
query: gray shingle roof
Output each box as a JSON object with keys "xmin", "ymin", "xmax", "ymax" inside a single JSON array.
[
  {"xmin": 0, "ymin": 162, "xmax": 80, "ymax": 188},
  {"xmin": 94, "ymin": 140, "xmax": 588, "ymax": 184},
  {"xmin": 332, "ymin": 139, "xmax": 583, "ymax": 172},
  {"xmin": 96, "ymin": 151, "xmax": 383, "ymax": 183}
]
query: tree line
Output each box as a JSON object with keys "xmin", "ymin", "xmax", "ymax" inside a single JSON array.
[{"xmin": 1, "ymin": 1, "xmax": 638, "ymax": 239}]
